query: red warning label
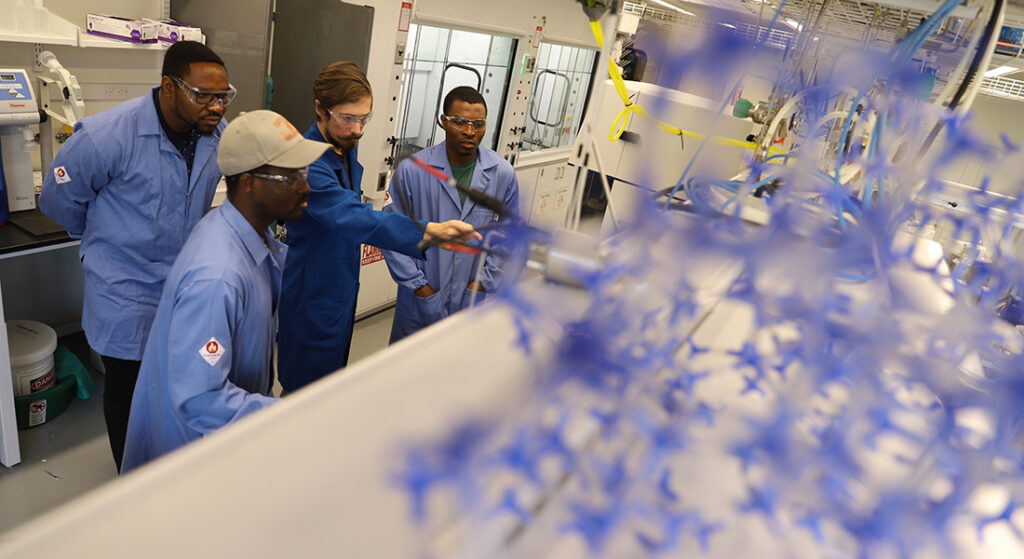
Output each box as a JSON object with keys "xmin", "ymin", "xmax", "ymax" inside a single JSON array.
[
  {"xmin": 399, "ymin": 2, "xmax": 412, "ymax": 32},
  {"xmin": 361, "ymin": 245, "xmax": 384, "ymax": 266}
]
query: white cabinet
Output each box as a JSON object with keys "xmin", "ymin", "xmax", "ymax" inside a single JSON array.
[{"xmin": 515, "ymin": 146, "xmax": 574, "ymax": 228}]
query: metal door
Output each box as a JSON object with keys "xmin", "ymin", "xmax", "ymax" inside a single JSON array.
[{"xmin": 394, "ymin": 24, "xmax": 516, "ymax": 162}]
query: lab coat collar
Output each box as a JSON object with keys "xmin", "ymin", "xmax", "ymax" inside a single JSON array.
[
  {"xmin": 139, "ymin": 87, "xmax": 223, "ymax": 194},
  {"xmin": 306, "ymin": 121, "xmax": 327, "ymax": 143},
  {"xmin": 422, "ymin": 141, "xmax": 500, "ymax": 173},
  {"xmin": 137, "ymin": 87, "xmax": 166, "ymax": 137},
  {"xmin": 220, "ymin": 198, "xmax": 287, "ymax": 270},
  {"xmin": 138, "ymin": 86, "xmax": 225, "ymax": 142}
]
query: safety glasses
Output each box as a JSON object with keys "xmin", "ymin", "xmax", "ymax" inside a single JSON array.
[
  {"xmin": 443, "ymin": 115, "xmax": 487, "ymax": 130},
  {"xmin": 171, "ymin": 76, "xmax": 237, "ymax": 107},
  {"xmin": 250, "ymin": 167, "xmax": 309, "ymax": 190},
  {"xmin": 327, "ymin": 108, "xmax": 372, "ymax": 128}
]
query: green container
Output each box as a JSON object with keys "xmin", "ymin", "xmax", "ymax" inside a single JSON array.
[
  {"xmin": 732, "ymin": 97, "xmax": 753, "ymax": 118},
  {"xmin": 14, "ymin": 375, "xmax": 75, "ymax": 429}
]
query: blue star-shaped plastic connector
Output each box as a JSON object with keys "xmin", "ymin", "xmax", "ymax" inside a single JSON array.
[
  {"xmin": 739, "ymin": 484, "xmax": 780, "ymax": 520},
  {"xmin": 665, "ymin": 369, "xmax": 710, "ymax": 399},
  {"xmin": 391, "ymin": 449, "xmax": 448, "ymax": 523},
  {"xmin": 796, "ymin": 512, "xmax": 825, "ymax": 542},
  {"xmin": 658, "ymin": 469, "xmax": 680, "ymax": 503},
  {"xmin": 692, "ymin": 401, "xmax": 718, "ymax": 427},
  {"xmin": 497, "ymin": 487, "xmax": 532, "ymax": 524},
  {"xmin": 497, "ymin": 427, "xmax": 543, "ymax": 483},
  {"xmin": 731, "ymin": 341, "xmax": 768, "ymax": 381},
  {"xmin": 741, "ymin": 374, "xmax": 766, "ymax": 396},
  {"xmin": 635, "ymin": 510, "xmax": 697, "ymax": 553},
  {"xmin": 561, "ymin": 501, "xmax": 624, "ymax": 552}
]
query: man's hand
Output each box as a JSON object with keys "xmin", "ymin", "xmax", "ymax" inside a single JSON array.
[
  {"xmin": 423, "ymin": 220, "xmax": 482, "ymax": 250},
  {"xmin": 414, "ymin": 285, "xmax": 436, "ymax": 299}
]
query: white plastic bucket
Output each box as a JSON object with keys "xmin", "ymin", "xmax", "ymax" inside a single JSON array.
[{"xmin": 7, "ymin": 320, "xmax": 57, "ymax": 397}]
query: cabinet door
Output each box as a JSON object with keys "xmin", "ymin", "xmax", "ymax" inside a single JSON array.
[
  {"xmin": 171, "ymin": 0, "xmax": 274, "ymax": 119},
  {"xmin": 269, "ymin": 0, "xmax": 374, "ymax": 128}
]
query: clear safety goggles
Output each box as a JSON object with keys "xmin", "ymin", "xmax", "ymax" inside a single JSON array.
[
  {"xmin": 250, "ymin": 167, "xmax": 309, "ymax": 190},
  {"xmin": 327, "ymin": 108, "xmax": 372, "ymax": 128},
  {"xmin": 171, "ymin": 76, "xmax": 237, "ymax": 107},
  {"xmin": 443, "ymin": 115, "xmax": 487, "ymax": 130}
]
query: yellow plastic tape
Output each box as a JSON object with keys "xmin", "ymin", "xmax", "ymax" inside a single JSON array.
[{"xmin": 590, "ymin": 20, "xmax": 784, "ymax": 156}]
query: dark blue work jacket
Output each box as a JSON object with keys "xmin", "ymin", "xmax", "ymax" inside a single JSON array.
[{"xmin": 276, "ymin": 124, "xmax": 423, "ymax": 392}]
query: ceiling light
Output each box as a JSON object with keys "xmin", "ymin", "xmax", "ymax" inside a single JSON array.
[
  {"xmin": 647, "ymin": 0, "xmax": 695, "ymax": 16},
  {"xmin": 784, "ymin": 18, "xmax": 803, "ymax": 31},
  {"xmin": 719, "ymin": 23, "xmax": 737, "ymax": 29},
  {"xmin": 984, "ymin": 65, "xmax": 1018, "ymax": 78}
]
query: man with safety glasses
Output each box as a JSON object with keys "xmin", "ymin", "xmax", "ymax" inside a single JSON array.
[
  {"xmin": 121, "ymin": 110, "xmax": 331, "ymax": 473},
  {"xmin": 276, "ymin": 62, "xmax": 479, "ymax": 394},
  {"xmin": 39, "ymin": 41, "xmax": 235, "ymax": 472},
  {"xmin": 382, "ymin": 86, "xmax": 520, "ymax": 343}
]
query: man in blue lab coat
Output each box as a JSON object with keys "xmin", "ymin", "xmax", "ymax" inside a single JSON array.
[
  {"xmin": 276, "ymin": 62, "xmax": 479, "ymax": 393},
  {"xmin": 382, "ymin": 86, "xmax": 520, "ymax": 343},
  {"xmin": 38, "ymin": 41, "xmax": 233, "ymax": 472},
  {"xmin": 120, "ymin": 110, "xmax": 330, "ymax": 473}
]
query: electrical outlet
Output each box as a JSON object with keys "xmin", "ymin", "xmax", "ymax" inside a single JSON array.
[{"xmin": 104, "ymin": 85, "xmax": 129, "ymax": 98}]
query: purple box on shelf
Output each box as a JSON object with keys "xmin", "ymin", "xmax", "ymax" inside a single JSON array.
[
  {"xmin": 142, "ymin": 18, "xmax": 204, "ymax": 44},
  {"xmin": 86, "ymin": 14, "xmax": 158, "ymax": 44}
]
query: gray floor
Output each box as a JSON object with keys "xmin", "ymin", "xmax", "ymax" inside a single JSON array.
[{"xmin": 0, "ymin": 306, "xmax": 395, "ymax": 536}]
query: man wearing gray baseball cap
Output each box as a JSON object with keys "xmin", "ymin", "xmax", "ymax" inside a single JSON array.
[{"xmin": 120, "ymin": 110, "xmax": 329, "ymax": 473}]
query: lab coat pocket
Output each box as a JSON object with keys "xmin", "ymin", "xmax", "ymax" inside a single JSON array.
[
  {"xmin": 302, "ymin": 299, "xmax": 350, "ymax": 348},
  {"xmin": 463, "ymin": 286, "xmax": 486, "ymax": 309},
  {"xmin": 414, "ymin": 290, "xmax": 445, "ymax": 325},
  {"xmin": 467, "ymin": 208, "xmax": 497, "ymax": 228}
]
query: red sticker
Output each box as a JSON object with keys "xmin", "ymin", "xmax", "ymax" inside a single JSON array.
[
  {"xmin": 361, "ymin": 245, "xmax": 384, "ymax": 266},
  {"xmin": 199, "ymin": 337, "xmax": 226, "ymax": 366},
  {"xmin": 399, "ymin": 2, "xmax": 412, "ymax": 32}
]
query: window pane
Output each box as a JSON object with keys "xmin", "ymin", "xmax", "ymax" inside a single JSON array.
[
  {"xmin": 487, "ymin": 35, "xmax": 515, "ymax": 67},
  {"xmin": 522, "ymin": 42, "xmax": 598, "ymax": 151},
  {"xmin": 447, "ymin": 30, "xmax": 492, "ymax": 65},
  {"xmin": 414, "ymin": 25, "xmax": 450, "ymax": 62},
  {"xmin": 536, "ymin": 43, "xmax": 551, "ymax": 68}
]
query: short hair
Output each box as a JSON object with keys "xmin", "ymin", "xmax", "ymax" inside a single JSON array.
[
  {"xmin": 443, "ymin": 86, "xmax": 486, "ymax": 115},
  {"xmin": 225, "ymin": 173, "xmax": 242, "ymax": 194},
  {"xmin": 313, "ymin": 62, "xmax": 372, "ymax": 121},
  {"xmin": 162, "ymin": 41, "xmax": 226, "ymax": 79}
]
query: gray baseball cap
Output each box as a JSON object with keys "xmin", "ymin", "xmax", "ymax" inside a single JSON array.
[{"xmin": 218, "ymin": 110, "xmax": 329, "ymax": 176}]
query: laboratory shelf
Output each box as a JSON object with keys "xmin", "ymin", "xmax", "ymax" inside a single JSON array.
[{"xmin": 0, "ymin": 30, "xmax": 76, "ymax": 47}]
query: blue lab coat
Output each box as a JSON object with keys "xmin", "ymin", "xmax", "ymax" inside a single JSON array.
[
  {"xmin": 121, "ymin": 200, "xmax": 281, "ymax": 473},
  {"xmin": 382, "ymin": 142, "xmax": 520, "ymax": 343},
  {"xmin": 38, "ymin": 89, "xmax": 225, "ymax": 360},
  {"xmin": 276, "ymin": 124, "xmax": 424, "ymax": 392}
]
